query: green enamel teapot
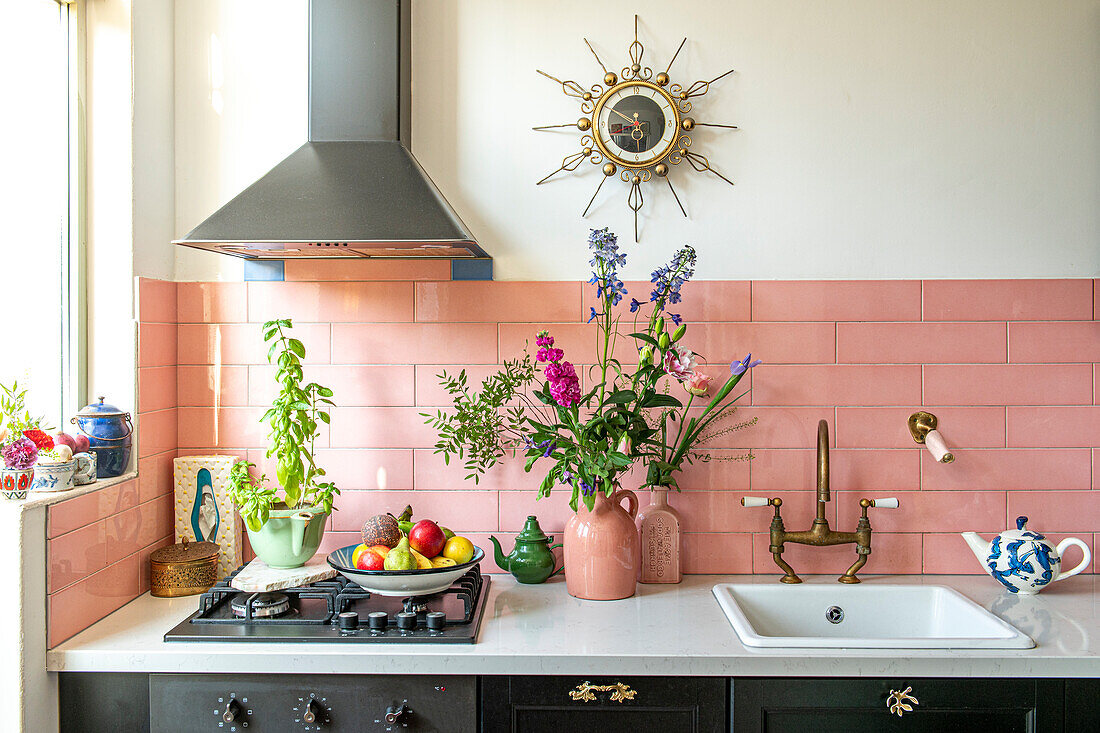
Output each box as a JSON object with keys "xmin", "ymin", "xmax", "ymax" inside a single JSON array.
[{"xmin": 489, "ymin": 516, "xmax": 564, "ymax": 584}]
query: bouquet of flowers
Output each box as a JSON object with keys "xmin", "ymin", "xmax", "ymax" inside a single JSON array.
[
  {"xmin": 424, "ymin": 228, "xmax": 759, "ymax": 511},
  {"xmin": 0, "ymin": 381, "xmax": 53, "ymax": 470}
]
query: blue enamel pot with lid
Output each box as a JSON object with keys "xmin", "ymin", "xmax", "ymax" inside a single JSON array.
[{"xmin": 71, "ymin": 396, "xmax": 133, "ymax": 478}]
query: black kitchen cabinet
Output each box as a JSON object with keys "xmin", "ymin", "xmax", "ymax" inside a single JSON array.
[
  {"xmin": 481, "ymin": 675, "xmax": 727, "ymax": 732},
  {"xmin": 1065, "ymin": 679, "xmax": 1100, "ymax": 733},
  {"xmin": 733, "ymin": 677, "xmax": 1064, "ymax": 733}
]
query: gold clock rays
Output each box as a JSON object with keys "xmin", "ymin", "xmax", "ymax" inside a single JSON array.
[{"xmin": 535, "ymin": 16, "xmax": 737, "ymax": 241}]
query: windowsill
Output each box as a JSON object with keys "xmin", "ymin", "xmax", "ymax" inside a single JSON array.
[{"xmin": 1, "ymin": 472, "xmax": 139, "ymax": 515}]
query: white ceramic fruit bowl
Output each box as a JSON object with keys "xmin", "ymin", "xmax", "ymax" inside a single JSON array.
[{"xmin": 327, "ymin": 544, "xmax": 485, "ymax": 597}]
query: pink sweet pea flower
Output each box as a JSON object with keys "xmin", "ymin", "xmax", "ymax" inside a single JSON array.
[
  {"xmin": 663, "ymin": 345, "xmax": 697, "ymax": 381},
  {"xmin": 684, "ymin": 371, "xmax": 712, "ymax": 396}
]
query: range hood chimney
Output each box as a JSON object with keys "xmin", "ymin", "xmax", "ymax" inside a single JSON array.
[{"xmin": 174, "ymin": 0, "xmax": 487, "ymax": 261}]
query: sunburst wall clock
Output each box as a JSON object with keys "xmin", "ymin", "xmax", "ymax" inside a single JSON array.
[{"xmin": 534, "ymin": 16, "xmax": 737, "ymax": 241}]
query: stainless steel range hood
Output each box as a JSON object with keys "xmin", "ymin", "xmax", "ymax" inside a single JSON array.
[{"xmin": 174, "ymin": 0, "xmax": 486, "ymax": 260}]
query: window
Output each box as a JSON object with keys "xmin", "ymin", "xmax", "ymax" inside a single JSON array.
[{"xmin": 0, "ymin": 0, "xmax": 81, "ymax": 429}]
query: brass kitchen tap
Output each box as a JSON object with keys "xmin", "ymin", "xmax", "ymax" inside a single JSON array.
[{"xmin": 741, "ymin": 419, "xmax": 899, "ymax": 584}]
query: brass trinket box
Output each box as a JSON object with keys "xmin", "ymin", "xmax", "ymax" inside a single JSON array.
[{"xmin": 150, "ymin": 537, "xmax": 220, "ymax": 597}]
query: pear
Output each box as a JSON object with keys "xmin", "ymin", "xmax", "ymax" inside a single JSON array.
[{"xmin": 383, "ymin": 536, "xmax": 418, "ymax": 571}]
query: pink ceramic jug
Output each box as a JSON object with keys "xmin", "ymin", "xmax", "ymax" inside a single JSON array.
[{"xmin": 563, "ymin": 488, "xmax": 639, "ymax": 600}]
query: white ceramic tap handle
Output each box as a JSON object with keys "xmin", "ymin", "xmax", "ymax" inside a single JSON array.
[
  {"xmin": 1054, "ymin": 538, "xmax": 1092, "ymax": 581},
  {"xmin": 924, "ymin": 429, "xmax": 954, "ymax": 463},
  {"xmin": 871, "ymin": 498, "xmax": 899, "ymax": 508},
  {"xmin": 741, "ymin": 496, "xmax": 770, "ymax": 508}
]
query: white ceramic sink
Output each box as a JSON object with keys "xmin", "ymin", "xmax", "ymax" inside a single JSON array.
[{"xmin": 713, "ymin": 583, "xmax": 1034, "ymax": 649}]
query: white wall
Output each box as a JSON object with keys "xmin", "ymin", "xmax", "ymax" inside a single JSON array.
[{"xmin": 174, "ymin": 0, "xmax": 1100, "ymax": 281}]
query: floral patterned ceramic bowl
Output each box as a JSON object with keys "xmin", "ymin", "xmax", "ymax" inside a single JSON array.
[{"xmin": 31, "ymin": 459, "xmax": 77, "ymax": 493}]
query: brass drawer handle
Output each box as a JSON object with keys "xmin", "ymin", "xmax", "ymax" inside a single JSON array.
[
  {"xmin": 569, "ymin": 681, "xmax": 637, "ymax": 703},
  {"xmin": 887, "ymin": 686, "xmax": 919, "ymax": 717}
]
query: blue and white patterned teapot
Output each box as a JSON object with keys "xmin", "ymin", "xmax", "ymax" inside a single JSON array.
[{"xmin": 962, "ymin": 517, "xmax": 1091, "ymax": 594}]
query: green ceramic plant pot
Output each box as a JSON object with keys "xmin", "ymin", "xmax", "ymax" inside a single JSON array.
[{"xmin": 244, "ymin": 503, "xmax": 329, "ymax": 569}]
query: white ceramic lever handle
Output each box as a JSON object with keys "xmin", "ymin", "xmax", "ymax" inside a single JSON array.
[
  {"xmin": 871, "ymin": 498, "xmax": 899, "ymax": 508},
  {"xmin": 1054, "ymin": 538, "xmax": 1092, "ymax": 581},
  {"xmin": 924, "ymin": 429, "xmax": 954, "ymax": 463},
  {"xmin": 741, "ymin": 496, "xmax": 770, "ymax": 508}
]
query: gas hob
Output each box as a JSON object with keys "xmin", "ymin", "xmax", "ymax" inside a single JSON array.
[{"xmin": 165, "ymin": 564, "xmax": 490, "ymax": 644}]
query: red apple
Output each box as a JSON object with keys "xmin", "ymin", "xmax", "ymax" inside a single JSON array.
[
  {"xmin": 408, "ymin": 519, "xmax": 446, "ymax": 558},
  {"xmin": 73, "ymin": 434, "xmax": 90, "ymax": 453},
  {"xmin": 357, "ymin": 548, "xmax": 386, "ymax": 571}
]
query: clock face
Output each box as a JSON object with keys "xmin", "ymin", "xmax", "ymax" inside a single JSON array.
[{"xmin": 593, "ymin": 81, "xmax": 679, "ymax": 168}]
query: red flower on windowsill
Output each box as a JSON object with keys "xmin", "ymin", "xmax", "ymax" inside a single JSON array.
[{"xmin": 22, "ymin": 429, "xmax": 54, "ymax": 451}]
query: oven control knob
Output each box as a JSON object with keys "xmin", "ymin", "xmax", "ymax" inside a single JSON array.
[
  {"xmin": 337, "ymin": 611, "xmax": 359, "ymax": 631},
  {"xmin": 385, "ymin": 703, "xmax": 410, "ymax": 724},
  {"xmin": 368, "ymin": 611, "xmax": 388, "ymax": 630},
  {"xmin": 395, "ymin": 611, "xmax": 417, "ymax": 630},
  {"xmin": 302, "ymin": 699, "xmax": 323, "ymax": 724},
  {"xmin": 426, "ymin": 611, "xmax": 446, "ymax": 631},
  {"xmin": 222, "ymin": 699, "xmax": 242, "ymax": 723}
]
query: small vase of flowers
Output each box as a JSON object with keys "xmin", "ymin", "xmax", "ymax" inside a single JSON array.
[
  {"xmin": 424, "ymin": 228, "xmax": 759, "ymax": 599},
  {"xmin": 0, "ymin": 382, "xmax": 55, "ymax": 499}
]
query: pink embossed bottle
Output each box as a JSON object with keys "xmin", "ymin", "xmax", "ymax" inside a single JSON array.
[{"xmin": 637, "ymin": 488, "xmax": 682, "ymax": 583}]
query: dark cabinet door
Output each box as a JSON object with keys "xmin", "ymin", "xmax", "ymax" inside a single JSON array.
[
  {"xmin": 1065, "ymin": 679, "xmax": 1100, "ymax": 733},
  {"xmin": 481, "ymin": 676, "xmax": 727, "ymax": 732},
  {"xmin": 733, "ymin": 678, "xmax": 1063, "ymax": 733}
]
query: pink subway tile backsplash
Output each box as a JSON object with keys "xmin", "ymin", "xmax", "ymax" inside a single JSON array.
[
  {"xmin": 48, "ymin": 554, "xmax": 140, "ymax": 647},
  {"xmin": 582, "ymin": 280, "xmax": 753, "ymax": 324},
  {"xmin": 177, "ymin": 364, "xmax": 250, "ymax": 407},
  {"xmin": 752, "ymin": 280, "xmax": 922, "ymax": 322},
  {"xmin": 176, "ymin": 282, "xmax": 247, "ymax": 323},
  {"xmin": 837, "ymin": 322, "xmax": 1006, "ymax": 364},
  {"xmin": 686, "ymin": 322, "xmax": 835, "ymax": 364},
  {"xmin": 1007, "ymin": 406, "xmax": 1100, "ymax": 448},
  {"xmin": 923, "ymin": 279, "xmax": 1094, "ymax": 321},
  {"xmin": 248, "ymin": 281, "xmax": 414, "ymax": 323},
  {"xmin": 921, "ymin": 449, "xmax": 1092, "ymax": 491},
  {"xmin": 137, "ymin": 278, "xmax": 178, "ymax": 324},
  {"xmin": 1009, "ymin": 321, "xmax": 1100, "ymax": 364},
  {"xmin": 48, "ymin": 521, "xmax": 108, "ymax": 594},
  {"xmin": 924, "ymin": 364, "xmax": 1093, "ymax": 405},
  {"xmin": 1006, "ymin": 491, "xmax": 1100, "ymax": 534},
  {"xmin": 834, "ymin": 406, "xmax": 1006, "ymax": 449},
  {"xmin": 138, "ymin": 366, "xmax": 177, "ymax": 413},
  {"xmin": 178, "ymin": 323, "xmax": 331, "ymax": 365},
  {"xmin": 682, "ymin": 533, "xmax": 754, "ymax": 574},
  {"xmin": 138, "ymin": 323, "xmax": 177, "ymax": 368},
  {"xmin": 416, "ymin": 281, "xmax": 581, "ymax": 323},
  {"xmin": 751, "ymin": 365, "xmax": 922, "ymax": 406},
  {"xmin": 248, "ymin": 364, "xmax": 414, "ymax": 407},
  {"xmin": 137, "ymin": 409, "xmax": 178, "ymax": 458},
  {"xmin": 55, "ymin": 275, "xmax": 1095, "ymax": 650},
  {"xmin": 137, "ymin": 451, "xmax": 176, "ymax": 504},
  {"xmin": 332, "ymin": 323, "xmax": 497, "ymax": 365}
]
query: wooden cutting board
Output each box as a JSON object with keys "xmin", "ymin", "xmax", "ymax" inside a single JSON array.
[{"xmin": 230, "ymin": 556, "xmax": 337, "ymax": 592}]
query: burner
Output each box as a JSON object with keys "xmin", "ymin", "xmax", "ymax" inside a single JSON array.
[{"xmin": 231, "ymin": 592, "xmax": 291, "ymax": 618}]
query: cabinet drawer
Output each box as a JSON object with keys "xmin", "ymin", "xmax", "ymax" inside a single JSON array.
[
  {"xmin": 733, "ymin": 677, "xmax": 1063, "ymax": 733},
  {"xmin": 482, "ymin": 675, "xmax": 727, "ymax": 732}
]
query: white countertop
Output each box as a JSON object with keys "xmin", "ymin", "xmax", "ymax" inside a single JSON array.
[{"xmin": 46, "ymin": 574, "xmax": 1100, "ymax": 678}]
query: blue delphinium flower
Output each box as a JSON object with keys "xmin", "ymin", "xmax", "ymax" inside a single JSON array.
[
  {"xmin": 628, "ymin": 298, "xmax": 643, "ymax": 313},
  {"xmin": 650, "ymin": 245, "xmax": 697, "ymax": 309},
  {"xmin": 731, "ymin": 353, "xmax": 762, "ymax": 376},
  {"xmin": 588, "ymin": 228, "xmax": 628, "ymax": 306},
  {"xmin": 588, "ymin": 307, "xmax": 602, "ymax": 323},
  {"xmin": 669, "ymin": 313, "xmax": 682, "ymax": 325}
]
